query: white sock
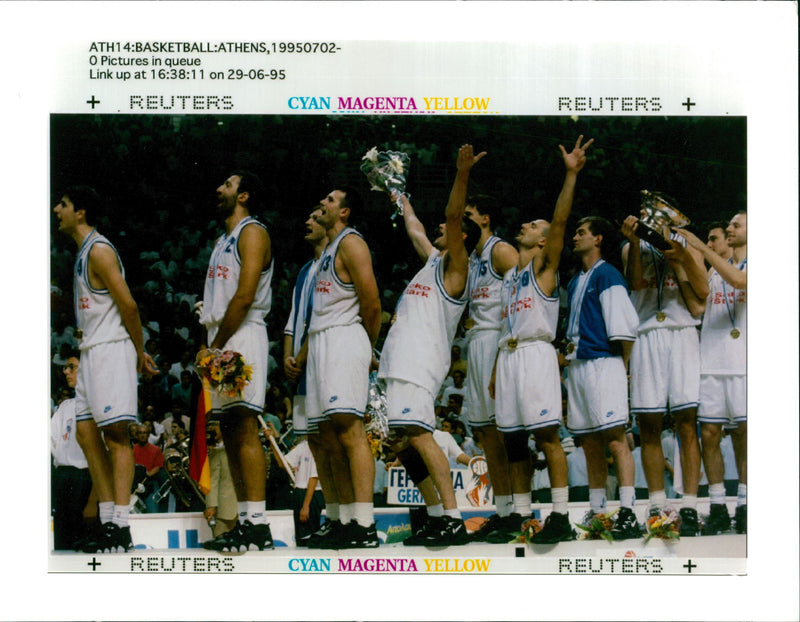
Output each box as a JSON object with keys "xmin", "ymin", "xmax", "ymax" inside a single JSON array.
[
  {"xmin": 326, "ymin": 503, "xmax": 340, "ymax": 522},
  {"xmin": 681, "ymin": 494, "xmax": 698, "ymax": 510},
  {"xmin": 340, "ymin": 503, "xmax": 354, "ymax": 525},
  {"xmin": 619, "ymin": 486, "xmax": 636, "ymax": 510},
  {"xmin": 709, "ymin": 483, "xmax": 726, "ymax": 505},
  {"xmin": 551, "ymin": 487, "xmax": 569, "ymax": 515},
  {"xmin": 99, "ymin": 501, "xmax": 114, "ymax": 524},
  {"xmin": 247, "ymin": 500, "xmax": 267, "ymax": 525},
  {"xmin": 589, "ymin": 488, "xmax": 607, "ymax": 513},
  {"xmin": 737, "ymin": 483, "xmax": 747, "ymax": 507},
  {"xmin": 353, "ymin": 502, "xmax": 374, "ymax": 528},
  {"xmin": 112, "ymin": 504, "xmax": 129, "ymax": 528},
  {"xmin": 495, "ymin": 494, "xmax": 513, "ymax": 518},
  {"xmin": 512, "ymin": 492, "xmax": 531, "ymax": 516},
  {"xmin": 444, "ymin": 508, "xmax": 462, "ymax": 520},
  {"xmin": 648, "ymin": 489, "xmax": 667, "ymax": 511},
  {"xmin": 238, "ymin": 501, "xmax": 248, "ymax": 523},
  {"xmin": 426, "ymin": 503, "xmax": 444, "ymax": 518}
]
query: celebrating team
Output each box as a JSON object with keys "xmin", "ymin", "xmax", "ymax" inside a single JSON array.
[{"xmin": 54, "ymin": 135, "xmax": 746, "ymax": 552}]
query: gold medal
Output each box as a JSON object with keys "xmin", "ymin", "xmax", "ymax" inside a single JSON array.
[
  {"xmin": 566, "ymin": 343, "xmax": 575, "ymax": 354},
  {"xmin": 74, "ymin": 329, "xmax": 83, "ymax": 340},
  {"xmin": 656, "ymin": 311, "xmax": 666, "ymax": 322},
  {"xmin": 508, "ymin": 338, "xmax": 518, "ymax": 350},
  {"xmin": 730, "ymin": 328, "xmax": 741, "ymax": 339},
  {"xmin": 464, "ymin": 318, "xmax": 476, "ymax": 330}
]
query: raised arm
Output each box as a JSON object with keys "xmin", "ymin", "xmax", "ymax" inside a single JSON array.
[
  {"xmin": 89, "ymin": 243, "xmax": 158, "ymax": 377},
  {"xmin": 621, "ymin": 218, "xmax": 646, "ymax": 290},
  {"xmin": 541, "ymin": 135, "xmax": 593, "ymax": 271},
  {"xmin": 443, "ymin": 144, "xmax": 486, "ymax": 295},
  {"xmin": 663, "ymin": 239, "xmax": 709, "ymax": 316},
  {"xmin": 673, "ymin": 227, "xmax": 747, "ymax": 290},
  {"xmin": 396, "ymin": 192, "xmax": 434, "ymax": 262}
]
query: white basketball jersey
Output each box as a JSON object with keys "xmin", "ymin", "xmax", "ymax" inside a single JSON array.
[
  {"xmin": 379, "ymin": 250, "xmax": 468, "ymax": 395},
  {"xmin": 467, "ymin": 236, "xmax": 505, "ymax": 331},
  {"xmin": 74, "ymin": 233, "xmax": 130, "ymax": 349},
  {"xmin": 630, "ymin": 237, "xmax": 699, "ymax": 332},
  {"xmin": 200, "ymin": 217, "xmax": 273, "ymax": 329},
  {"xmin": 498, "ymin": 261, "xmax": 559, "ymax": 347},
  {"xmin": 700, "ymin": 261, "xmax": 746, "ymax": 375},
  {"xmin": 309, "ymin": 227, "xmax": 363, "ymax": 333}
]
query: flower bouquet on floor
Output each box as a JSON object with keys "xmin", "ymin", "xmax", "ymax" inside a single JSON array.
[
  {"xmin": 645, "ymin": 506, "xmax": 681, "ymax": 542},
  {"xmin": 576, "ymin": 509, "xmax": 618, "ymax": 542},
  {"xmin": 360, "ymin": 147, "xmax": 410, "ymax": 224},
  {"xmin": 195, "ymin": 349, "xmax": 253, "ymax": 398},
  {"xmin": 512, "ymin": 517, "xmax": 544, "ymax": 543}
]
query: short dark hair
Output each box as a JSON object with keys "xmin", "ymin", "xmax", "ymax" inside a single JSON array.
[
  {"xmin": 466, "ymin": 194, "xmax": 500, "ymax": 226},
  {"xmin": 231, "ymin": 170, "xmax": 266, "ymax": 214},
  {"xmin": 707, "ymin": 221, "xmax": 729, "ymax": 234},
  {"xmin": 577, "ymin": 216, "xmax": 615, "ymax": 253},
  {"xmin": 336, "ymin": 185, "xmax": 364, "ymax": 224},
  {"xmin": 63, "ymin": 185, "xmax": 103, "ymax": 226},
  {"xmin": 461, "ymin": 216, "xmax": 482, "ymax": 255}
]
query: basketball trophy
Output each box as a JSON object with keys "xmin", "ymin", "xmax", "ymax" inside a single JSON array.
[
  {"xmin": 636, "ymin": 190, "xmax": 691, "ymax": 251},
  {"xmin": 360, "ymin": 147, "xmax": 410, "ymax": 224}
]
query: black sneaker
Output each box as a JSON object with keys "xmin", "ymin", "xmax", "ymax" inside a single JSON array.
[
  {"xmin": 421, "ymin": 516, "xmax": 470, "ymax": 547},
  {"xmin": 403, "ymin": 518, "xmax": 437, "ymax": 546},
  {"xmin": 610, "ymin": 507, "xmax": 643, "ymax": 540},
  {"xmin": 81, "ymin": 522, "xmax": 133, "ymax": 553},
  {"xmin": 306, "ymin": 519, "xmax": 344, "ymax": 550},
  {"xmin": 202, "ymin": 521, "xmax": 244, "ymax": 551},
  {"xmin": 235, "ymin": 521, "xmax": 274, "ymax": 551},
  {"xmin": 701, "ymin": 504, "xmax": 731, "ymax": 535},
  {"xmin": 679, "ymin": 508, "xmax": 700, "ymax": 537},
  {"xmin": 531, "ymin": 512, "xmax": 576, "ymax": 544},
  {"xmin": 734, "ymin": 505, "xmax": 747, "ymax": 534},
  {"xmin": 484, "ymin": 513, "xmax": 524, "ymax": 544},
  {"xmin": 339, "ymin": 521, "xmax": 380, "ymax": 549}
]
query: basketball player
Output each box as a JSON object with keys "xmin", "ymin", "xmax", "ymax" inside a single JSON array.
[
  {"xmin": 305, "ymin": 185, "xmax": 382, "ymax": 548},
  {"xmin": 565, "ymin": 216, "xmax": 641, "ymax": 539},
  {"xmin": 379, "ymin": 144, "xmax": 485, "ymax": 546},
  {"xmin": 674, "ymin": 212, "xmax": 747, "ymax": 534},
  {"xmin": 282, "ymin": 208, "xmax": 339, "ymax": 546},
  {"xmin": 461, "ymin": 191, "xmax": 519, "ymax": 541},
  {"xmin": 706, "ymin": 222, "xmax": 732, "ymax": 262},
  {"xmin": 199, "ymin": 171, "xmax": 275, "ymax": 552},
  {"xmin": 621, "ymin": 198, "xmax": 708, "ymax": 536},
  {"xmin": 488, "ymin": 135, "xmax": 594, "ymax": 543},
  {"xmin": 54, "ymin": 185, "xmax": 158, "ymax": 552}
]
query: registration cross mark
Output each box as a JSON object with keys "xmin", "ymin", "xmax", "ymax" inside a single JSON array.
[
  {"xmin": 87, "ymin": 557, "xmax": 102, "ymax": 571},
  {"xmin": 682, "ymin": 97, "xmax": 696, "ymax": 111},
  {"xmin": 86, "ymin": 96, "xmax": 101, "ymax": 109},
  {"xmin": 683, "ymin": 559, "xmax": 697, "ymax": 573}
]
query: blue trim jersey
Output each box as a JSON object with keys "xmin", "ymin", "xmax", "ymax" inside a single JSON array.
[
  {"xmin": 309, "ymin": 227, "xmax": 364, "ymax": 333},
  {"xmin": 379, "ymin": 250, "xmax": 468, "ymax": 396},
  {"xmin": 566, "ymin": 259, "xmax": 638, "ymax": 360},
  {"xmin": 74, "ymin": 233, "xmax": 130, "ymax": 349},
  {"xmin": 284, "ymin": 257, "xmax": 319, "ymax": 395},
  {"xmin": 498, "ymin": 261, "xmax": 559, "ymax": 347},
  {"xmin": 200, "ymin": 216, "xmax": 273, "ymax": 329},
  {"xmin": 467, "ymin": 235, "xmax": 505, "ymax": 332}
]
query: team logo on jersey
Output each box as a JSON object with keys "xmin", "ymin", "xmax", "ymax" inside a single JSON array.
[
  {"xmin": 539, "ymin": 409, "xmax": 549, "ymax": 417},
  {"xmin": 402, "ymin": 407, "xmax": 412, "ymax": 414},
  {"xmin": 329, "ymin": 396, "xmax": 338, "ymax": 403},
  {"xmin": 104, "ymin": 406, "xmax": 112, "ymax": 413},
  {"xmin": 605, "ymin": 411, "xmax": 614, "ymax": 418}
]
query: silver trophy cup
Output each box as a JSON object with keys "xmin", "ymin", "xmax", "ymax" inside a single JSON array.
[{"xmin": 636, "ymin": 190, "xmax": 691, "ymax": 251}]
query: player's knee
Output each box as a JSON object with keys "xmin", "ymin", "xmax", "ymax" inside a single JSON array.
[
  {"xmin": 503, "ymin": 430, "xmax": 530, "ymax": 463},
  {"xmin": 700, "ymin": 423, "xmax": 722, "ymax": 447},
  {"xmin": 397, "ymin": 446, "xmax": 430, "ymax": 486}
]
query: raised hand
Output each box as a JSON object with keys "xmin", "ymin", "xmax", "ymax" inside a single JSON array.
[
  {"xmin": 559, "ymin": 135, "xmax": 594, "ymax": 173},
  {"xmin": 621, "ymin": 215, "xmax": 641, "ymax": 242},
  {"xmin": 672, "ymin": 227, "xmax": 705, "ymax": 251},
  {"xmin": 456, "ymin": 144, "xmax": 487, "ymax": 172}
]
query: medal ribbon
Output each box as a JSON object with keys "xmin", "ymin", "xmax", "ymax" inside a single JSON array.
[
  {"xmin": 647, "ymin": 242, "xmax": 666, "ymax": 315},
  {"xmin": 568, "ymin": 259, "xmax": 603, "ymax": 343}
]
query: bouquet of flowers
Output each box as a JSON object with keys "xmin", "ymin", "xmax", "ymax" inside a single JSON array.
[
  {"xmin": 645, "ymin": 506, "xmax": 681, "ymax": 543},
  {"xmin": 576, "ymin": 510, "xmax": 618, "ymax": 542},
  {"xmin": 512, "ymin": 517, "xmax": 544, "ymax": 544},
  {"xmin": 195, "ymin": 349, "xmax": 253, "ymax": 398},
  {"xmin": 364, "ymin": 375, "xmax": 390, "ymax": 458},
  {"xmin": 359, "ymin": 147, "xmax": 411, "ymax": 223}
]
